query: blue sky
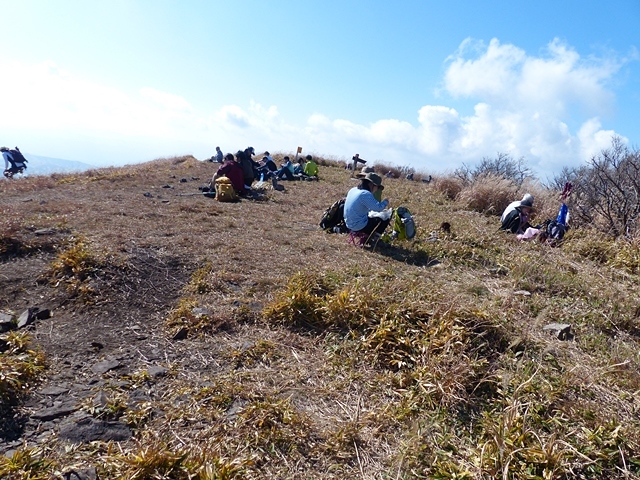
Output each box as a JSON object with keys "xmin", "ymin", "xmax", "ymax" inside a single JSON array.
[{"xmin": 1, "ymin": 0, "xmax": 638, "ymax": 178}]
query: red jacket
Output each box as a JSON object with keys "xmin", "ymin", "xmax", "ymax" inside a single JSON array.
[{"xmin": 217, "ymin": 160, "xmax": 246, "ymax": 193}]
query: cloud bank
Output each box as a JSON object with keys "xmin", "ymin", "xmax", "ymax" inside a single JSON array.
[{"xmin": 0, "ymin": 38, "xmax": 630, "ymax": 176}]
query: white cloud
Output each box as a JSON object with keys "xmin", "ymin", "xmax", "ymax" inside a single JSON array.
[
  {"xmin": 0, "ymin": 38, "xmax": 631, "ymax": 176},
  {"xmin": 140, "ymin": 87, "xmax": 192, "ymax": 111}
]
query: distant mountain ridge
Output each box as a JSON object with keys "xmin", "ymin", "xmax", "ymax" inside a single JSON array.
[{"xmin": 6, "ymin": 153, "xmax": 96, "ymax": 177}]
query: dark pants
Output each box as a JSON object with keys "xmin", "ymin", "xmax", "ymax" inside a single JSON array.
[
  {"xmin": 276, "ymin": 168, "xmax": 295, "ymax": 180},
  {"xmin": 356, "ymin": 217, "xmax": 391, "ymax": 236}
]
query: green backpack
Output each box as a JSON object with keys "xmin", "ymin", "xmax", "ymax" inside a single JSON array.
[{"xmin": 390, "ymin": 207, "xmax": 416, "ymax": 240}]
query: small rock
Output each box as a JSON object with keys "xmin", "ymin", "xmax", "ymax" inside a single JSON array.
[
  {"xmin": 40, "ymin": 386, "xmax": 69, "ymax": 396},
  {"xmin": 143, "ymin": 192, "xmax": 153, "ymax": 197},
  {"xmin": 180, "ymin": 178, "xmax": 188, "ymax": 183},
  {"xmin": 17, "ymin": 308, "xmax": 40, "ymax": 329},
  {"xmin": 0, "ymin": 312, "xmax": 13, "ymax": 333},
  {"xmin": 129, "ymin": 389, "xmax": 150, "ymax": 403},
  {"xmin": 147, "ymin": 365, "xmax": 167, "ymax": 378},
  {"xmin": 192, "ymin": 307, "xmax": 211, "ymax": 317},
  {"xmin": 172, "ymin": 327, "xmax": 188, "ymax": 340},
  {"xmin": 34, "ymin": 228, "xmax": 56, "ymax": 236},
  {"xmin": 31, "ymin": 402, "xmax": 78, "ymax": 421},
  {"xmin": 543, "ymin": 323, "xmax": 572, "ymax": 340},
  {"xmin": 34, "ymin": 309, "xmax": 51, "ymax": 320},
  {"xmin": 162, "ymin": 184, "xmax": 172, "ymax": 189},
  {"xmin": 94, "ymin": 390, "xmax": 109, "ymax": 408},
  {"xmin": 62, "ymin": 466, "xmax": 98, "ymax": 480},
  {"xmin": 58, "ymin": 417, "xmax": 131, "ymax": 443},
  {"xmin": 91, "ymin": 359, "xmax": 121, "ymax": 375},
  {"xmin": 513, "ymin": 290, "xmax": 531, "ymax": 296}
]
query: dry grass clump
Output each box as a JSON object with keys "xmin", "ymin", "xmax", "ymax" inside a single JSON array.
[
  {"xmin": 263, "ymin": 271, "xmax": 508, "ymax": 408},
  {"xmin": 39, "ymin": 236, "xmax": 113, "ymax": 301},
  {"xmin": 101, "ymin": 436, "xmax": 244, "ymax": 480},
  {"xmin": 0, "ymin": 332, "xmax": 46, "ymax": 411},
  {"xmin": 432, "ymin": 173, "xmax": 464, "ymax": 200},
  {"xmin": 456, "ymin": 173, "xmax": 519, "ymax": 214},
  {"xmin": 0, "ymin": 445, "xmax": 56, "ymax": 480},
  {"xmin": 453, "ymin": 174, "xmax": 565, "ymax": 222}
]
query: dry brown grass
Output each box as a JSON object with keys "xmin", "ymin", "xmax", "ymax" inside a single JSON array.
[{"xmin": 2, "ymin": 156, "xmax": 640, "ymax": 478}]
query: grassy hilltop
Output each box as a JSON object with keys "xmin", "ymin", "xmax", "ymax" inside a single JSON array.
[{"xmin": 1, "ymin": 154, "xmax": 640, "ymax": 479}]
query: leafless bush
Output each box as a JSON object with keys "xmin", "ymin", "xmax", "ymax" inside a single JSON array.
[
  {"xmin": 455, "ymin": 153, "xmax": 535, "ymax": 186},
  {"xmin": 555, "ymin": 137, "xmax": 640, "ymax": 238}
]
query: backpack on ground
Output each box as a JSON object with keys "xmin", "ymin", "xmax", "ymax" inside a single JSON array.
[
  {"xmin": 390, "ymin": 207, "xmax": 416, "ymax": 240},
  {"xmin": 545, "ymin": 219, "xmax": 566, "ymax": 242},
  {"xmin": 214, "ymin": 176, "xmax": 238, "ymax": 202},
  {"xmin": 320, "ymin": 198, "xmax": 347, "ymax": 233}
]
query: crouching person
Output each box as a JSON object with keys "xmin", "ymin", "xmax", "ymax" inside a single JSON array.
[
  {"xmin": 500, "ymin": 193, "xmax": 534, "ymax": 234},
  {"xmin": 210, "ymin": 153, "xmax": 248, "ymax": 200},
  {"xmin": 344, "ymin": 172, "xmax": 391, "ymax": 244}
]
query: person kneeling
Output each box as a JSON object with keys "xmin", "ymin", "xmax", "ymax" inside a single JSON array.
[{"xmin": 344, "ymin": 172, "xmax": 391, "ymax": 243}]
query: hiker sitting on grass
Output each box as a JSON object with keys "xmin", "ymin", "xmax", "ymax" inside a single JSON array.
[
  {"xmin": 211, "ymin": 146, "xmax": 223, "ymax": 163},
  {"xmin": 344, "ymin": 172, "xmax": 391, "ymax": 240},
  {"xmin": 500, "ymin": 193, "xmax": 534, "ymax": 234},
  {"xmin": 303, "ymin": 155, "xmax": 318, "ymax": 177},
  {"xmin": 274, "ymin": 156, "xmax": 295, "ymax": 180},
  {"xmin": 356, "ymin": 167, "xmax": 383, "ymax": 201},
  {"xmin": 236, "ymin": 148, "xmax": 257, "ymax": 189},
  {"xmin": 294, "ymin": 157, "xmax": 306, "ymax": 175},
  {"xmin": 211, "ymin": 153, "xmax": 247, "ymax": 196},
  {"xmin": 256, "ymin": 155, "xmax": 277, "ymax": 179}
]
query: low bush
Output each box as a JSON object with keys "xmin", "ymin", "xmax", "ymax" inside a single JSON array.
[
  {"xmin": 456, "ymin": 173, "xmax": 519, "ymax": 214},
  {"xmin": 433, "ymin": 174, "xmax": 464, "ymax": 200}
]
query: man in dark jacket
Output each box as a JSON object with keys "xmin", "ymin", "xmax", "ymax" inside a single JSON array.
[
  {"xmin": 500, "ymin": 194, "xmax": 534, "ymax": 234},
  {"xmin": 211, "ymin": 153, "xmax": 247, "ymax": 195}
]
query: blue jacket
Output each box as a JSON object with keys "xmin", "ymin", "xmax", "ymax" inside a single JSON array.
[{"xmin": 344, "ymin": 187, "xmax": 389, "ymax": 231}]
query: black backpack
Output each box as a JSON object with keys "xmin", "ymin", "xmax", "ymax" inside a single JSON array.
[
  {"xmin": 320, "ymin": 198, "xmax": 347, "ymax": 233},
  {"xmin": 8, "ymin": 147, "xmax": 28, "ymax": 168},
  {"xmin": 545, "ymin": 220, "xmax": 566, "ymax": 241}
]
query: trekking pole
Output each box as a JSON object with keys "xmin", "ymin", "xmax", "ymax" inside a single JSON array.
[{"xmin": 176, "ymin": 192, "xmax": 214, "ymax": 196}]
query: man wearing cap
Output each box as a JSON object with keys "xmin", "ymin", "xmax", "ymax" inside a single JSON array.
[
  {"xmin": 344, "ymin": 172, "xmax": 391, "ymax": 239},
  {"xmin": 500, "ymin": 193, "xmax": 534, "ymax": 234}
]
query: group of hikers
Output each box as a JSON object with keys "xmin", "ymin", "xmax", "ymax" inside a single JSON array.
[
  {"xmin": 2, "ymin": 139, "xmax": 571, "ymax": 247},
  {"xmin": 206, "ymin": 145, "xmax": 571, "ymax": 248},
  {"xmin": 2, "ymin": 146, "xmax": 28, "ymax": 178},
  {"xmin": 206, "ymin": 147, "xmax": 319, "ymax": 200},
  {"xmin": 499, "ymin": 182, "xmax": 572, "ymax": 244}
]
